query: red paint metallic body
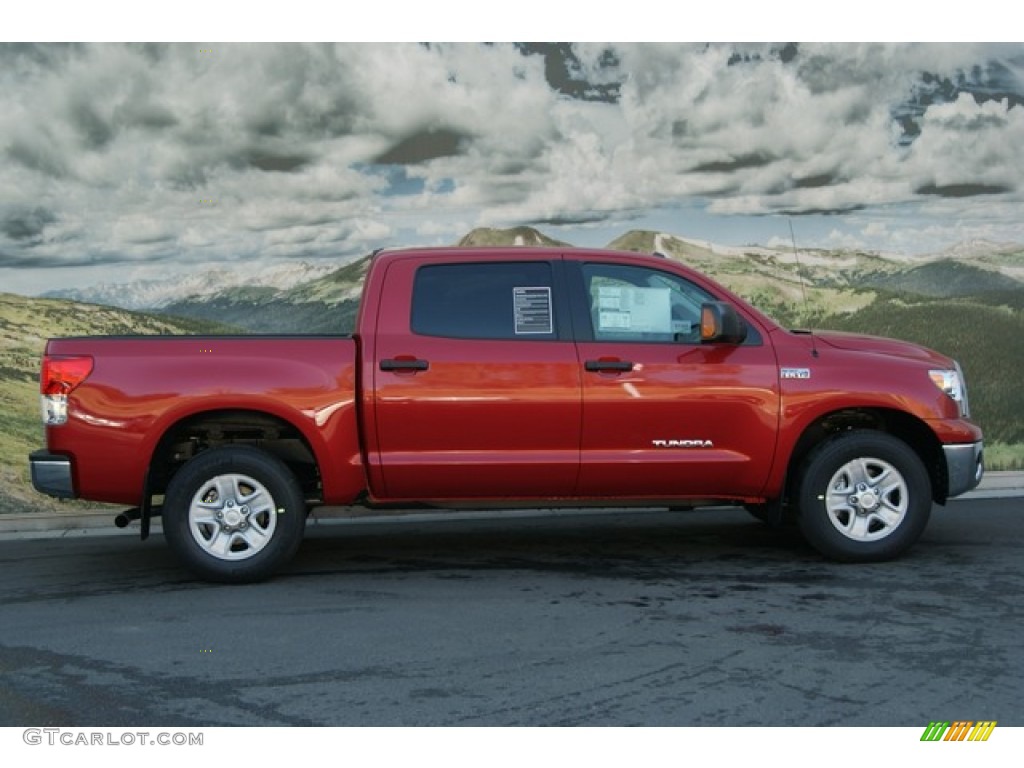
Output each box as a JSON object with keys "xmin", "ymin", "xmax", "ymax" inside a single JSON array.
[
  {"xmin": 44, "ymin": 337, "xmax": 363, "ymax": 505},
  {"xmin": 39, "ymin": 246, "xmax": 982, "ymax": 513},
  {"xmin": 366, "ymin": 252, "xmax": 582, "ymax": 499},
  {"xmin": 571, "ymin": 252, "xmax": 780, "ymax": 500}
]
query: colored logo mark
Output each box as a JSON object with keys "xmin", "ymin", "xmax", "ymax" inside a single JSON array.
[{"xmin": 920, "ymin": 721, "xmax": 997, "ymax": 742}]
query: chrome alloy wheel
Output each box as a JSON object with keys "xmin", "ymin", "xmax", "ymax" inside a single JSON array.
[
  {"xmin": 824, "ymin": 457, "xmax": 908, "ymax": 542},
  {"xmin": 188, "ymin": 473, "xmax": 278, "ymax": 560}
]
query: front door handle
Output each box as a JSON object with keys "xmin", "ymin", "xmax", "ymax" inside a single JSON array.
[
  {"xmin": 380, "ymin": 358, "xmax": 429, "ymax": 372},
  {"xmin": 584, "ymin": 359, "xmax": 634, "ymax": 373}
]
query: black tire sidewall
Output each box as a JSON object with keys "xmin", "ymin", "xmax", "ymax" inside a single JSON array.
[
  {"xmin": 162, "ymin": 446, "xmax": 306, "ymax": 582},
  {"xmin": 796, "ymin": 431, "xmax": 932, "ymax": 562}
]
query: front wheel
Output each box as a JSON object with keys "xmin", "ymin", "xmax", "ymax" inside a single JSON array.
[
  {"xmin": 795, "ymin": 431, "xmax": 932, "ymax": 562},
  {"xmin": 162, "ymin": 446, "xmax": 306, "ymax": 582}
]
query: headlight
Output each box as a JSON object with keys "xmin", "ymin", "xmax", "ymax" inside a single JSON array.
[{"xmin": 929, "ymin": 363, "xmax": 970, "ymax": 418}]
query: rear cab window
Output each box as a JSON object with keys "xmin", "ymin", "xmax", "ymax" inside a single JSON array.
[{"xmin": 411, "ymin": 262, "xmax": 563, "ymax": 340}]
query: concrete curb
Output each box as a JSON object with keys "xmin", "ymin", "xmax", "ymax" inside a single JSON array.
[
  {"xmin": 960, "ymin": 469, "xmax": 1024, "ymax": 498},
  {"xmin": 1, "ymin": 471, "xmax": 1021, "ymax": 541}
]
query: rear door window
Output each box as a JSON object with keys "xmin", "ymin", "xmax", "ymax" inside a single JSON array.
[{"xmin": 412, "ymin": 262, "xmax": 560, "ymax": 340}]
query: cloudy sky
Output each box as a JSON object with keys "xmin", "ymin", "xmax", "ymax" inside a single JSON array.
[{"xmin": 2, "ymin": 41, "xmax": 1023, "ymax": 295}]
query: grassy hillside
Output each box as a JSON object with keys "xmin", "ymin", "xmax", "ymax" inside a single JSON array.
[
  {"xmin": 859, "ymin": 260, "xmax": 1015, "ymax": 298},
  {"xmin": 458, "ymin": 226, "xmax": 572, "ymax": 247},
  {"xmin": 822, "ymin": 294, "xmax": 1024, "ymax": 447},
  {"xmin": 0, "ymin": 293, "xmax": 237, "ymax": 514}
]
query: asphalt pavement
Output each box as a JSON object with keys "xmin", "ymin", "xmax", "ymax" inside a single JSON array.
[{"xmin": 0, "ymin": 494, "xmax": 1022, "ymax": 727}]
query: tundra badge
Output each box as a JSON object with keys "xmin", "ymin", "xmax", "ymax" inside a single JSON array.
[{"xmin": 652, "ymin": 439, "xmax": 714, "ymax": 448}]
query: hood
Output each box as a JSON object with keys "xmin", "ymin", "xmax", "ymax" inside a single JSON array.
[{"xmin": 811, "ymin": 330, "xmax": 953, "ymax": 366}]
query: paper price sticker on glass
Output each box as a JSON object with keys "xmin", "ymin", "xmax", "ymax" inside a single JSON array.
[
  {"xmin": 596, "ymin": 286, "xmax": 672, "ymax": 334},
  {"xmin": 513, "ymin": 286, "xmax": 554, "ymax": 335}
]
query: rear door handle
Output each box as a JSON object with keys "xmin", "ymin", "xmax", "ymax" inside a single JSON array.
[
  {"xmin": 584, "ymin": 359, "xmax": 634, "ymax": 373},
  {"xmin": 380, "ymin": 358, "xmax": 429, "ymax": 372}
]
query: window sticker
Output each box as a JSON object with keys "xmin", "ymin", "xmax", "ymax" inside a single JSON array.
[
  {"xmin": 513, "ymin": 286, "xmax": 554, "ymax": 334},
  {"xmin": 597, "ymin": 286, "xmax": 622, "ymax": 310},
  {"xmin": 593, "ymin": 286, "xmax": 672, "ymax": 333},
  {"xmin": 599, "ymin": 310, "xmax": 632, "ymax": 330}
]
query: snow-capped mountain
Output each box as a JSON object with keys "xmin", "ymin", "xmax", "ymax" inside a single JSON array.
[
  {"xmin": 41, "ymin": 260, "xmax": 340, "ymax": 310},
  {"xmin": 932, "ymin": 239, "xmax": 1024, "ymax": 261}
]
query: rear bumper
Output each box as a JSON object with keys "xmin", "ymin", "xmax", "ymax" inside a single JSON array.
[
  {"xmin": 29, "ymin": 450, "xmax": 76, "ymax": 499},
  {"xmin": 944, "ymin": 441, "xmax": 984, "ymax": 498}
]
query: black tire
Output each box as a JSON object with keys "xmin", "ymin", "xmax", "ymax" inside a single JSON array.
[
  {"xmin": 795, "ymin": 431, "xmax": 932, "ymax": 562},
  {"xmin": 162, "ymin": 446, "xmax": 306, "ymax": 583}
]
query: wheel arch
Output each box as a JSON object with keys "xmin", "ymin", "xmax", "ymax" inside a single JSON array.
[
  {"xmin": 785, "ymin": 408, "xmax": 947, "ymax": 505},
  {"xmin": 147, "ymin": 408, "xmax": 323, "ymax": 501}
]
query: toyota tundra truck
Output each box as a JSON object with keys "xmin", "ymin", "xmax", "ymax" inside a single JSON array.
[{"xmin": 29, "ymin": 247, "xmax": 985, "ymax": 581}]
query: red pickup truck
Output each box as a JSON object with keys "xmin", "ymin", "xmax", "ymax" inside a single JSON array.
[{"xmin": 30, "ymin": 247, "xmax": 984, "ymax": 581}]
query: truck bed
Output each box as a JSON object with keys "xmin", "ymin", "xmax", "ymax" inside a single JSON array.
[{"xmin": 41, "ymin": 335, "xmax": 362, "ymax": 505}]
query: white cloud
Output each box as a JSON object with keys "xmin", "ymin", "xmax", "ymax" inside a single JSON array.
[
  {"xmin": 2, "ymin": 42, "xmax": 1024, "ymax": 293},
  {"xmin": 906, "ymin": 94, "xmax": 1024, "ymax": 189}
]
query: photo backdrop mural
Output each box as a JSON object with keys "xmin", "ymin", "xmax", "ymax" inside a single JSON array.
[{"xmin": 1, "ymin": 43, "xmax": 1022, "ymax": 511}]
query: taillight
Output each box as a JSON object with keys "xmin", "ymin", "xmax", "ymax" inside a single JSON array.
[{"xmin": 40, "ymin": 355, "xmax": 93, "ymax": 425}]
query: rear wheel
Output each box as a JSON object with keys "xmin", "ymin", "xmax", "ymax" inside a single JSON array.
[
  {"xmin": 796, "ymin": 431, "xmax": 932, "ymax": 562},
  {"xmin": 162, "ymin": 446, "xmax": 306, "ymax": 582}
]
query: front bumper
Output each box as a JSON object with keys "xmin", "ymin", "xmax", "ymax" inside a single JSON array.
[
  {"xmin": 29, "ymin": 450, "xmax": 76, "ymax": 499},
  {"xmin": 943, "ymin": 441, "xmax": 984, "ymax": 498}
]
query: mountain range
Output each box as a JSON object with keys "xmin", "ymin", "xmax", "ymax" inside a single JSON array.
[
  {"xmin": 36, "ymin": 227, "xmax": 1024, "ymax": 334},
  {"xmin": 42, "ymin": 260, "xmax": 339, "ymax": 311},
  {"xmin": 2, "ymin": 225, "xmax": 1023, "ymax": 513}
]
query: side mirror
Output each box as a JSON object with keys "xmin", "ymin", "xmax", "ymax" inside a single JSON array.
[{"xmin": 700, "ymin": 302, "xmax": 748, "ymax": 344}]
